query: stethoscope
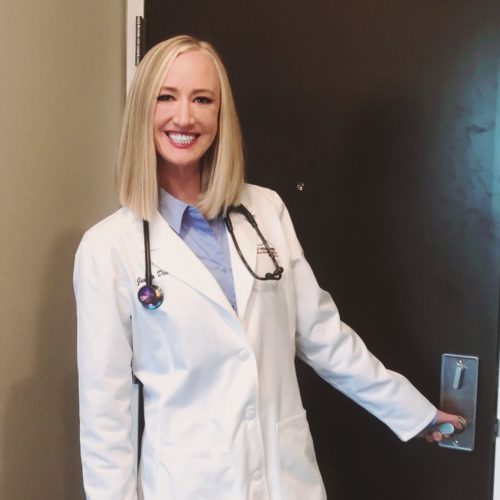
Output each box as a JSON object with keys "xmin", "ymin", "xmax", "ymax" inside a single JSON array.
[{"xmin": 138, "ymin": 204, "xmax": 284, "ymax": 309}]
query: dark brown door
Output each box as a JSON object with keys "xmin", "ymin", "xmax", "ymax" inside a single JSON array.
[{"xmin": 144, "ymin": 1, "xmax": 500, "ymax": 498}]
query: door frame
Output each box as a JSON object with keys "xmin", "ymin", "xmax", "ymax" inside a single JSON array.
[
  {"xmin": 126, "ymin": 2, "xmax": 144, "ymax": 476},
  {"xmin": 125, "ymin": 1, "xmax": 500, "ymax": 496},
  {"xmin": 495, "ymin": 372, "xmax": 500, "ymax": 499},
  {"xmin": 493, "ymin": 57, "xmax": 500, "ymax": 497}
]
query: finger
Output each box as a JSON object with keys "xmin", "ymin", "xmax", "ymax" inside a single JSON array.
[
  {"xmin": 432, "ymin": 431, "xmax": 442, "ymax": 442},
  {"xmin": 424, "ymin": 433, "xmax": 434, "ymax": 443}
]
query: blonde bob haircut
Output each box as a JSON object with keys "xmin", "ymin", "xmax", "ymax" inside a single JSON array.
[{"xmin": 117, "ymin": 35, "xmax": 245, "ymax": 221}]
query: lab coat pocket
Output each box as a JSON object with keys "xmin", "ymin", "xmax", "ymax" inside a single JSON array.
[
  {"xmin": 277, "ymin": 412, "xmax": 326, "ymax": 500},
  {"xmin": 154, "ymin": 447, "xmax": 238, "ymax": 500}
]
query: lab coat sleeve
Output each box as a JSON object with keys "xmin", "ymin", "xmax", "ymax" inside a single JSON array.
[
  {"xmin": 73, "ymin": 232, "xmax": 138, "ymax": 500},
  {"xmin": 272, "ymin": 192, "xmax": 437, "ymax": 441}
]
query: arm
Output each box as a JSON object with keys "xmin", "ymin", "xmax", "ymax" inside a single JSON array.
[
  {"xmin": 273, "ymin": 192, "xmax": 437, "ymax": 441},
  {"xmin": 74, "ymin": 233, "xmax": 138, "ymax": 500}
]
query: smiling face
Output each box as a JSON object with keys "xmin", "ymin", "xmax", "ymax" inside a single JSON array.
[{"xmin": 153, "ymin": 50, "xmax": 221, "ymax": 176}]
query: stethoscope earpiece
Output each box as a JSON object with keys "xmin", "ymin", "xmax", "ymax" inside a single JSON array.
[
  {"xmin": 138, "ymin": 284, "xmax": 164, "ymax": 310},
  {"xmin": 264, "ymin": 266, "xmax": 284, "ymax": 281}
]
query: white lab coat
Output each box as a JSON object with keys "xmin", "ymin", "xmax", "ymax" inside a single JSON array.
[{"xmin": 74, "ymin": 184, "xmax": 436, "ymax": 500}]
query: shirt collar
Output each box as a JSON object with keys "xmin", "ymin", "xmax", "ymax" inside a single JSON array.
[{"xmin": 159, "ymin": 188, "xmax": 190, "ymax": 234}]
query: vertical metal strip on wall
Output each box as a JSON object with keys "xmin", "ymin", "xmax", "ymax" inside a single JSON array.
[
  {"xmin": 126, "ymin": 0, "xmax": 145, "ymax": 90},
  {"xmin": 135, "ymin": 16, "xmax": 146, "ymax": 66}
]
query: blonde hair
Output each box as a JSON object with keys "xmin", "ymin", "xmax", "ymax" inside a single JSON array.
[{"xmin": 117, "ymin": 35, "xmax": 245, "ymax": 220}]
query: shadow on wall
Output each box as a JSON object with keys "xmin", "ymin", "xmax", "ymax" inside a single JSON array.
[{"xmin": 2, "ymin": 230, "xmax": 85, "ymax": 500}]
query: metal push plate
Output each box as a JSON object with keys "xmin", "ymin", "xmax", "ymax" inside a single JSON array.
[{"xmin": 439, "ymin": 354, "xmax": 479, "ymax": 452}]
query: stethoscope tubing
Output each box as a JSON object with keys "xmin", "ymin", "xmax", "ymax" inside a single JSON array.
[
  {"xmin": 143, "ymin": 220, "xmax": 153, "ymax": 285},
  {"xmin": 224, "ymin": 205, "xmax": 283, "ymax": 281},
  {"xmin": 138, "ymin": 204, "xmax": 283, "ymax": 309}
]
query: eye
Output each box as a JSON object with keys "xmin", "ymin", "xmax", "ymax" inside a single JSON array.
[
  {"xmin": 194, "ymin": 96, "xmax": 213, "ymax": 104},
  {"xmin": 157, "ymin": 94, "xmax": 174, "ymax": 102}
]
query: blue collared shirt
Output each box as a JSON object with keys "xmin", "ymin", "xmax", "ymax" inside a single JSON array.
[{"xmin": 158, "ymin": 188, "xmax": 237, "ymax": 311}]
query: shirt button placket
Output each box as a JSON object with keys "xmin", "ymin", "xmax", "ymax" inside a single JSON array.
[{"xmin": 242, "ymin": 405, "xmax": 268, "ymax": 497}]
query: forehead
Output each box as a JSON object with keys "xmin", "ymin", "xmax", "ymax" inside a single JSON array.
[{"xmin": 162, "ymin": 50, "xmax": 220, "ymax": 90}]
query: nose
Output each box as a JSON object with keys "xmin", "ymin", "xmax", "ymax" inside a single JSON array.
[{"xmin": 173, "ymin": 99, "xmax": 195, "ymax": 128}]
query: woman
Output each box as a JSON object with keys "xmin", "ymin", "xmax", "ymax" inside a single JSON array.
[{"xmin": 74, "ymin": 35, "xmax": 462, "ymax": 500}]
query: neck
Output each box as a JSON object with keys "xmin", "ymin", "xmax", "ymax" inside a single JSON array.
[{"xmin": 158, "ymin": 164, "xmax": 201, "ymax": 204}]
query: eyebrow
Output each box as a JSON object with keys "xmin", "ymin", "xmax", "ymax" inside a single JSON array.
[{"xmin": 159, "ymin": 86, "xmax": 216, "ymax": 95}]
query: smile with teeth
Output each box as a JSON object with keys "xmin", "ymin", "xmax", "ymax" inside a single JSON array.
[{"xmin": 167, "ymin": 132, "xmax": 198, "ymax": 146}]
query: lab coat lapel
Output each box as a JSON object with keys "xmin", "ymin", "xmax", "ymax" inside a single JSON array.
[
  {"xmin": 145, "ymin": 212, "xmax": 234, "ymax": 314},
  {"xmin": 226, "ymin": 209, "xmax": 257, "ymax": 319}
]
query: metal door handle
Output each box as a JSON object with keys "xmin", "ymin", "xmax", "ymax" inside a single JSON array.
[
  {"xmin": 439, "ymin": 354, "xmax": 478, "ymax": 452},
  {"xmin": 432, "ymin": 418, "xmax": 467, "ymax": 437}
]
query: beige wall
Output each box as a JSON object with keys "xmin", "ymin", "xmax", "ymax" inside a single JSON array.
[{"xmin": 0, "ymin": 1, "xmax": 125, "ymax": 498}]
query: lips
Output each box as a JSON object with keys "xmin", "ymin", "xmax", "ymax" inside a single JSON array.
[{"xmin": 166, "ymin": 132, "xmax": 198, "ymax": 147}]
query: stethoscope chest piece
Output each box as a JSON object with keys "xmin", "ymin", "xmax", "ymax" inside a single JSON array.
[
  {"xmin": 138, "ymin": 284, "xmax": 164, "ymax": 310},
  {"xmin": 139, "ymin": 220, "xmax": 164, "ymax": 310}
]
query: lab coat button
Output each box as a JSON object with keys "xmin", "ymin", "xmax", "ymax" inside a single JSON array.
[
  {"xmin": 245, "ymin": 407, "xmax": 256, "ymax": 420},
  {"xmin": 251, "ymin": 468, "xmax": 262, "ymax": 481},
  {"xmin": 238, "ymin": 349, "xmax": 250, "ymax": 361}
]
